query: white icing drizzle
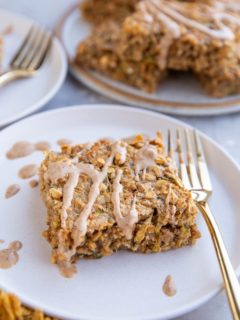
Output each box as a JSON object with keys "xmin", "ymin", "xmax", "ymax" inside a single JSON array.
[
  {"xmin": 214, "ymin": 1, "xmax": 240, "ymax": 12},
  {"xmin": 227, "ymin": 4, "xmax": 240, "ymax": 12},
  {"xmin": 139, "ymin": 12, "xmax": 154, "ymax": 24},
  {"xmin": 44, "ymin": 140, "xmax": 167, "ymax": 273},
  {"xmin": 157, "ymin": 32, "xmax": 175, "ymax": 70},
  {"xmin": 45, "ymin": 142, "xmax": 157, "ymax": 237},
  {"xmin": 131, "ymin": 0, "xmax": 240, "ymax": 70},
  {"xmin": 144, "ymin": 1, "xmax": 181, "ymax": 38},
  {"xmin": 111, "ymin": 169, "xmax": 138, "ymax": 239},
  {"xmin": 150, "ymin": 0, "xmax": 235, "ymax": 40},
  {"xmin": 46, "ymin": 161, "xmax": 76, "ymax": 228},
  {"xmin": 143, "ymin": 1, "xmax": 181, "ymax": 69},
  {"xmin": 74, "ymin": 162, "xmax": 111, "ymax": 236},
  {"xmin": 62, "ymin": 170, "xmax": 81, "ymax": 227},
  {"xmin": 135, "ymin": 145, "xmax": 158, "ymax": 177},
  {"xmin": 74, "ymin": 142, "xmax": 127, "ymax": 236},
  {"xmin": 46, "ymin": 142, "xmax": 127, "ymax": 231},
  {"xmin": 114, "ymin": 141, "xmax": 127, "ymax": 163},
  {"xmin": 46, "ymin": 161, "xmax": 74, "ymax": 182},
  {"xmin": 137, "ymin": 0, "xmax": 240, "ymax": 41},
  {"xmin": 214, "ymin": 12, "xmax": 240, "ymax": 27},
  {"xmin": 133, "ymin": 0, "xmax": 240, "ymax": 72}
]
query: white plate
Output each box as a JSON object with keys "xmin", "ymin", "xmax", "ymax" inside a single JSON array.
[
  {"xmin": 0, "ymin": 104, "xmax": 240, "ymax": 320},
  {"xmin": 56, "ymin": 4, "xmax": 240, "ymax": 117},
  {"xmin": 0, "ymin": 9, "xmax": 67, "ymax": 127}
]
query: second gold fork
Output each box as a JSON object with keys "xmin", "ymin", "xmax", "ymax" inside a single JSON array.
[{"xmin": 0, "ymin": 25, "xmax": 52, "ymax": 86}]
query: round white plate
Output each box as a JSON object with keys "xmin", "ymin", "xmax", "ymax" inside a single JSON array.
[
  {"xmin": 56, "ymin": 4, "xmax": 240, "ymax": 117},
  {"xmin": 0, "ymin": 105, "xmax": 240, "ymax": 320},
  {"xmin": 0, "ymin": 9, "xmax": 67, "ymax": 127}
]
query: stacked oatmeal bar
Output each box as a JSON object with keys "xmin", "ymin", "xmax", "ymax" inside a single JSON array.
[{"xmin": 76, "ymin": 0, "xmax": 240, "ymax": 97}]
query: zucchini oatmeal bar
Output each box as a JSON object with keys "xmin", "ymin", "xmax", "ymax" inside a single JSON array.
[
  {"xmin": 76, "ymin": 0, "xmax": 240, "ymax": 97},
  {"xmin": 39, "ymin": 134, "xmax": 200, "ymax": 277}
]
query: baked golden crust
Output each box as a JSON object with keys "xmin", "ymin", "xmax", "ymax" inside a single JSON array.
[
  {"xmin": 76, "ymin": 0, "xmax": 240, "ymax": 97},
  {"xmin": 39, "ymin": 134, "xmax": 200, "ymax": 273}
]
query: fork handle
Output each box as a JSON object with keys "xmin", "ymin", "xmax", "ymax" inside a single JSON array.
[
  {"xmin": 0, "ymin": 70, "xmax": 36, "ymax": 86},
  {"xmin": 196, "ymin": 202, "xmax": 240, "ymax": 320}
]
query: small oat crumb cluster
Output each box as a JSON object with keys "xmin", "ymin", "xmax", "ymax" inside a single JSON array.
[
  {"xmin": 76, "ymin": 0, "xmax": 240, "ymax": 97},
  {"xmin": 39, "ymin": 134, "xmax": 200, "ymax": 275}
]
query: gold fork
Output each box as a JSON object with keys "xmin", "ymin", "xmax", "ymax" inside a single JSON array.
[
  {"xmin": 0, "ymin": 25, "xmax": 52, "ymax": 86},
  {"xmin": 168, "ymin": 129, "xmax": 240, "ymax": 320}
]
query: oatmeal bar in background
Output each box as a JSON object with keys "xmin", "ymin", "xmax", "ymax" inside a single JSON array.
[
  {"xmin": 39, "ymin": 134, "xmax": 200, "ymax": 277},
  {"xmin": 76, "ymin": 0, "xmax": 240, "ymax": 97},
  {"xmin": 80, "ymin": 0, "xmax": 215, "ymax": 26},
  {"xmin": 75, "ymin": 21, "xmax": 167, "ymax": 92}
]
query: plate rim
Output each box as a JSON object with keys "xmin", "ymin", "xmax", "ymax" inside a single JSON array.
[
  {"xmin": 0, "ymin": 8, "xmax": 68, "ymax": 127},
  {"xmin": 55, "ymin": 4, "xmax": 240, "ymax": 117},
  {"xmin": 0, "ymin": 103, "xmax": 240, "ymax": 320}
]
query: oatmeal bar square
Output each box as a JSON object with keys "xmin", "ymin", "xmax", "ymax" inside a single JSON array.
[{"xmin": 39, "ymin": 134, "xmax": 200, "ymax": 277}]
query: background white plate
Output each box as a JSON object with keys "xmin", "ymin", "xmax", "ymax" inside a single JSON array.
[
  {"xmin": 0, "ymin": 9, "xmax": 67, "ymax": 127},
  {"xmin": 57, "ymin": 4, "xmax": 240, "ymax": 117},
  {"xmin": 0, "ymin": 105, "xmax": 240, "ymax": 320}
]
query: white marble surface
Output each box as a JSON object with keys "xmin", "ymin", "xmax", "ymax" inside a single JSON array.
[{"xmin": 0, "ymin": 0, "xmax": 238, "ymax": 319}]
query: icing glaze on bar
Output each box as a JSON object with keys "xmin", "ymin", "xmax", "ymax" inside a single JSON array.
[
  {"xmin": 45, "ymin": 140, "xmax": 162, "ymax": 275},
  {"xmin": 135, "ymin": 145, "xmax": 158, "ymax": 177},
  {"xmin": 139, "ymin": 0, "xmax": 240, "ymax": 41},
  {"xmin": 134, "ymin": 0, "xmax": 240, "ymax": 73},
  {"xmin": 112, "ymin": 168, "xmax": 138, "ymax": 239},
  {"xmin": 154, "ymin": 1, "xmax": 234, "ymax": 40},
  {"xmin": 46, "ymin": 142, "xmax": 127, "ymax": 230}
]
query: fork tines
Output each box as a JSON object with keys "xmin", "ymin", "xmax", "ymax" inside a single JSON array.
[
  {"xmin": 168, "ymin": 128, "xmax": 212, "ymax": 192},
  {"xmin": 11, "ymin": 25, "xmax": 52, "ymax": 71},
  {"xmin": 175, "ymin": 129, "xmax": 192, "ymax": 190}
]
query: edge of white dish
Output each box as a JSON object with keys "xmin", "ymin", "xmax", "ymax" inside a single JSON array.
[{"xmin": 0, "ymin": 104, "xmax": 239, "ymax": 320}]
